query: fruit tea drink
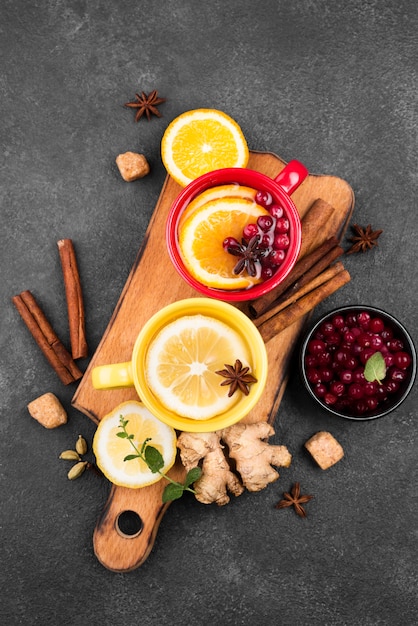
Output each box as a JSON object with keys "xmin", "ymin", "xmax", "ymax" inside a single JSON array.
[
  {"xmin": 177, "ymin": 183, "xmax": 294, "ymax": 292},
  {"xmin": 166, "ymin": 162, "xmax": 307, "ymax": 303}
]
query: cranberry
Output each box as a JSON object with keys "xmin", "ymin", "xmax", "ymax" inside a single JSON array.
[
  {"xmin": 357, "ymin": 312, "xmax": 371, "ymax": 327},
  {"xmin": 255, "ymin": 190, "xmax": 273, "ymax": 208},
  {"xmin": 317, "ymin": 351, "xmax": 332, "ymax": 366},
  {"xmin": 273, "ymin": 234, "xmax": 290, "ymax": 250},
  {"xmin": 314, "ymin": 383, "xmax": 327, "ymax": 398},
  {"xmin": 354, "ymin": 400, "xmax": 369, "ymax": 414},
  {"xmin": 343, "ymin": 355, "xmax": 358, "ymax": 370},
  {"xmin": 353, "ymin": 368, "xmax": 366, "ymax": 383},
  {"xmin": 385, "ymin": 380, "xmax": 400, "ymax": 394},
  {"xmin": 346, "ymin": 313, "xmax": 358, "ymax": 326},
  {"xmin": 257, "ymin": 215, "xmax": 275, "ymax": 232},
  {"xmin": 384, "ymin": 353, "xmax": 395, "ymax": 367},
  {"xmin": 363, "ymin": 381, "xmax": 378, "ymax": 396},
  {"xmin": 394, "ymin": 351, "xmax": 412, "ymax": 369},
  {"xmin": 243, "ymin": 223, "xmax": 259, "ymax": 239},
  {"xmin": 339, "ymin": 369, "xmax": 354, "ymax": 384},
  {"xmin": 332, "ymin": 315, "xmax": 346, "ymax": 329},
  {"xmin": 387, "ymin": 338, "xmax": 404, "ymax": 352},
  {"xmin": 308, "ymin": 339, "xmax": 327, "ymax": 355},
  {"xmin": 366, "ymin": 397, "xmax": 379, "ymax": 411},
  {"xmin": 305, "ymin": 354, "xmax": 317, "ymax": 368},
  {"xmin": 269, "ymin": 204, "xmax": 283, "ymax": 218},
  {"xmin": 330, "ymin": 381, "xmax": 345, "ymax": 396},
  {"xmin": 260, "ymin": 266, "xmax": 274, "ymax": 280},
  {"xmin": 370, "ymin": 335, "xmax": 384, "ymax": 350},
  {"xmin": 268, "ymin": 249, "xmax": 286, "ymax": 266},
  {"xmin": 357, "ymin": 332, "xmax": 372, "ymax": 347},
  {"xmin": 390, "ymin": 368, "xmax": 407, "ymax": 382},
  {"xmin": 343, "ymin": 330, "xmax": 356, "ymax": 343},
  {"xmin": 348, "ymin": 383, "xmax": 364, "ymax": 399},
  {"xmin": 381, "ymin": 328, "xmax": 393, "ymax": 341},
  {"xmin": 275, "ymin": 217, "xmax": 290, "ymax": 233},
  {"xmin": 369, "ymin": 317, "xmax": 385, "ymax": 333},
  {"xmin": 319, "ymin": 367, "xmax": 333, "ymax": 382},
  {"xmin": 324, "ymin": 392, "xmax": 338, "ymax": 405},
  {"xmin": 261, "ymin": 233, "xmax": 274, "ymax": 247}
]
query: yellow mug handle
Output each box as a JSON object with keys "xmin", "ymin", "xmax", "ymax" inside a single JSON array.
[{"xmin": 92, "ymin": 362, "xmax": 134, "ymax": 390}]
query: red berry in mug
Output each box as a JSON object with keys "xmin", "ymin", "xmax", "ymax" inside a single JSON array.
[
  {"xmin": 255, "ymin": 190, "xmax": 273, "ymax": 208},
  {"xmin": 270, "ymin": 204, "xmax": 283, "ymax": 219}
]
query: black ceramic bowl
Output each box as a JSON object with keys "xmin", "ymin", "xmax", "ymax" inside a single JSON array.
[{"xmin": 300, "ymin": 305, "xmax": 416, "ymax": 420}]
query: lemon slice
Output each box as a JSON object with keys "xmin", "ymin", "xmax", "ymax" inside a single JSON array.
[
  {"xmin": 178, "ymin": 197, "xmax": 270, "ymax": 290},
  {"xmin": 178, "ymin": 184, "xmax": 257, "ymax": 230},
  {"xmin": 145, "ymin": 314, "xmax": 252, "ymax": 420},
  {"xmin": 93, "ymin": 401, "xmax": 177, "ymax": 488},
  {"xmin": 161, "ymin": 109, "xmax": 249, "ymax": 187}
]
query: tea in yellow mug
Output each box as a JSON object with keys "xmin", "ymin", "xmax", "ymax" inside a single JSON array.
[{"xmin": 92, "ymin": 298, "xmax": 268, "ymax": 433}]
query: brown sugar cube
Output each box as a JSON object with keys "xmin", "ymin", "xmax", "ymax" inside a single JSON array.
[
  {"xmin": 116, "ymin": 152, "xmax": 150, "ymax": 181},
  {"xmin": 304, "ymin": 431, "xmax": 344, "ymax": 470},
  {"xmin": 27, "ymin": 392, "xmax": 67, "ymax": 429}
]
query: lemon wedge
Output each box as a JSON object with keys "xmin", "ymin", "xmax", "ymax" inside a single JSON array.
[
  {"xmin": 92, "ymin": 401, "xmax": 177, "ymax": 489},
  {"xmin": 145, "ymin": 314, "xmax": 253, "ymax": 419}
]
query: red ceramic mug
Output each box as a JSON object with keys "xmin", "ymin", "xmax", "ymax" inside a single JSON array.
[{"xmin": 166, "ymin": 159, "xmax": 308, "ymax": 302}]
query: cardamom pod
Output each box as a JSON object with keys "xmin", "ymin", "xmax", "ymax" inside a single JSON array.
[
  {"xmin": 75, "ymin": 434, "xmax": 88, "ymax": 455},
  {"xmin": 59, "ymin": 449, "xmax": 81, "ymax": 461},
  {"xmin": 67, "ymin": 461, "xmax": 87, "ymax": 480}
]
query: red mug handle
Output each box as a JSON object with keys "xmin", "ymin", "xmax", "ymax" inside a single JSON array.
[{"xmin": 274, "ymin": 159, "xmax": 309, "ymax": 195}]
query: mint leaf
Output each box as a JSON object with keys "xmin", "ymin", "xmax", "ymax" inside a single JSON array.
[
  {"xmin": 144, "ymin": 445, "xmax": 165, "ymax": 473},
  {"xmin": 184, "ymin": 467, "xmax": 202, "ymax": 487},
  {"xmin": 364, "ymin": 351, "xmax": 386, "ymax": 383},
  {"xmin": 123, "ymin": 454, "xmax": 140, "ymax": 461},
  {"xmin": 162, "ymin": 483, "xmax": 185, "ymax": 503}
]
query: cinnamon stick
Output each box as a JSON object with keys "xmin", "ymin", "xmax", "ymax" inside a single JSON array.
[
  {"xmin": 249, "ymin": 236, "xmax": 340, "ymax": 318},
  {"xmin": 298, "ymin": 198, "xmax": 336, "ymax": 259},
  {"xmin": 258, "ymin": 269, "xmax": 351, "ymax": 343},
  {"xmin": 57, "ymin": 239, "xmax": 88, "ymax": 359},
  {"xmin": 12, "ymin": 290, "xmax": 83, "ymax": 384},
  {"xmin": 255, "ymin": 262, "xmax": 345, "ymax": 327}
]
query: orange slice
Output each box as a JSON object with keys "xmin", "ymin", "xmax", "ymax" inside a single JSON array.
[
  {"xmin": 178, "ymin": 184, "xmax": 257, "ymax": 230},
  {"xmin": 178, "ymin": 197, "xmax": 270, "ymax": 290},
  {"xmin": 161, "ymin": 109, "xmax": 249, "ymax": 187}
]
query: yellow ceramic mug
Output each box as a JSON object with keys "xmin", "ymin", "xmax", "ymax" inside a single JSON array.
[{"xmin": 92, "ymin": 298, "xmax": 268, "ymax": 433}]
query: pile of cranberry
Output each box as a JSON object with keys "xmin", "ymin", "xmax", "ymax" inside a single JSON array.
[
  {"xmin": 222, "ymin": 190, "xmax": 291, "ymax": 281},
  {"xmin": 304, "ymin": 310, "xmax": 413, "ymax": 417}
]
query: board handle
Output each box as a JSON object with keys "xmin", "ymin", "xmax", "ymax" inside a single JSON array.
[{"xmin": 93, "ymin": 462, "xmax": 186, "ymax": 572}]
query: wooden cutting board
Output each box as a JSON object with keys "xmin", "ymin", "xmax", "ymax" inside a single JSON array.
[{"xmin": 72, "ymin": 151, "xmax": 354, "ymax": 572}]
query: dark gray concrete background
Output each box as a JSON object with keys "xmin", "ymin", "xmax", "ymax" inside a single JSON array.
[{"xmin": 1, "ymin": 1, "xmax": 417, "ymax": 624}]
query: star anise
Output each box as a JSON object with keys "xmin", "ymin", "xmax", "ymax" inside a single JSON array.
[
  {"xmin": 124, "ymin": 90, "xmax": 166, "ymax": 122},
  {"xmin": 346, "ymin": 223, "xmax": 383, "ymax": 254},
  {"xmin": 224, "ymin": 235, "xmax": 266, "ymax": 277},
  {"xmin": 275, "ymin": 482, "xmax": 313, "ymax": 518},
  {"xmin": 215, "ymin": 359, "xmax": 258, "ymax": 397}
]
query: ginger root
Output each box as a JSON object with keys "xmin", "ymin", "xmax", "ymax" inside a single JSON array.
[
  {"xmin": 177, "ymin": 423, "xmax": 291, "ymax": 506},
  {"xmin": 221, "ymin": 422, "xmax": 291, "ymax": 492},
  {"xmin": 177, "ymin": 431, "xmax": 243, "ymax": 506}
]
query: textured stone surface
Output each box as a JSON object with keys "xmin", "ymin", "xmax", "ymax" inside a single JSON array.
[{"xmin": 1, "ymin": 1, "xmax": 417, "ymax": 624}]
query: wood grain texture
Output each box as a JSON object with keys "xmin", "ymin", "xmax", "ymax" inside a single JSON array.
[{"xmin": 72, "ymin": 151, "xmax": 354, "ymax": 572}]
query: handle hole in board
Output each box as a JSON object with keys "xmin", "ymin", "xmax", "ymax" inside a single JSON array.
[{"xmin": 116, "ymin": 510, "xmax": 143, "ymax": 539}]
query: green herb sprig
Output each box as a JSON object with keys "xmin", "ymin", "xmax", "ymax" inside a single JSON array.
[{"xmin": 117, "ymin": 416, "xmax": 202, "ymax": 503}]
